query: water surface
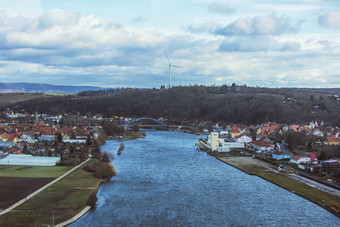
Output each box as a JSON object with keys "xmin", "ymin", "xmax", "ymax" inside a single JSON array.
[{"xmin": 71, "ymin": 130, "xmax": 340, "ymax": 226}]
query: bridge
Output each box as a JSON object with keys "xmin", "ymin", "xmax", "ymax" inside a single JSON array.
[{"xmin": 123, "ymin": 117, "xmax": 168, "ymax": 128}]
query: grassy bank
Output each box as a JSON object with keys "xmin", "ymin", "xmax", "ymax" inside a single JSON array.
[
  {"xmin": 0, "ymin": 161, "xmax": 104, "ymax": 227},
  {"xmin": 122, "ymin": 132, "xmax": 147, "ymax": 141},
  {"xmin": 0, "ymin": 165, "xmax": 72, "ymax": 178},
  {"xmin": 218, "ymin": 157, "xmax": 340, "ymax": 218},
  {"xmin": 257, "ymin": 171, "xmax": 340, "ymax": 211}
]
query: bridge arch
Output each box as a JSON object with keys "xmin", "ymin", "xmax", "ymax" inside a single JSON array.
[{"xmin": 123, "ymin": 117, "xmax": 168, "ymax": 128}]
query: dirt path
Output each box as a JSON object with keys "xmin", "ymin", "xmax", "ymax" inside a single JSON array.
[
  {"xmin": 288, "ymin": 174, "xmax": 340, "ymax": 197},
  {"xmin": 219, "ymin": 156, "xmax": 276, "ymax": 171}
]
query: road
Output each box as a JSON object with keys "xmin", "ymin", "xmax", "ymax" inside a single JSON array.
[{"xmin": 287, "ymin": 173, "xmax": 340, "ymax": 197}]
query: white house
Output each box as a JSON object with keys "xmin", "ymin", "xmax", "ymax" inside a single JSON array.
[
  {"xmin": 218, "ymin": 142, "xmax": 244, "ymax": 152},
  {"xmin": 247, "ymin": 140, "xmax": 273, "ymax": 153},
  {"xmin": 290, "ymin": 156, "xmax": 311, "ymax": 165},
  {"xmin": 18, "ymin": 134, "xmax": 35, "ymax": 144},
  {"xmin": 235, "ymin": 135, "xmax": 252, "ymax": 143}
]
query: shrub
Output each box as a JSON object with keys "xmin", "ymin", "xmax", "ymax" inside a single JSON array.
[
  {"xmin": 93, "ymin": 163, "xmax": 116, "ymax": 180},
  {"xmin": 83, "ymin": 164, "xmax": 96, "ymax": 172},
  {"xmin": 83, "ymin": 162, "xmax": 116, "ymax": 180},
  {"xmin": 86, "ymin": 191, "xmax": 98, "ymax": 208}
]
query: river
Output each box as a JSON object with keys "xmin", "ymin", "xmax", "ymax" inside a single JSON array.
[{"xmin": 70, "ymin": 130, "xmax": 340, "ymax": 226}]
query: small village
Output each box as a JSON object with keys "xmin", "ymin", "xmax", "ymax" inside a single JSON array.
[
  {"xmin": 196, "ymin": 121, "xmax": 340, "ymax": 182},
  {"xmin": 0, "ymin": 108, "xmax": 140, "ymax": 166}
]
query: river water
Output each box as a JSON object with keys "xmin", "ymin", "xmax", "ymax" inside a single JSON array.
[{"xmin": 71, "ymin": 130, "xmax": 340, "ymax": 227}]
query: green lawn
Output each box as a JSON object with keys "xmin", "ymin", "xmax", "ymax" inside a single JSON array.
[
  {"xmin": 0, "ymin": 165, "xmax": 72, "ymax": 178},
  {"xmin": 0, "ymin": 93, "xmax": 44, "ymax": 106},
  {"xmin": 0, "ymin": 161, "xmax": 103, "ymax": 227},
  {"xmin": 44, "ymin": 93, "xmax": 73, "ymax": 96}
]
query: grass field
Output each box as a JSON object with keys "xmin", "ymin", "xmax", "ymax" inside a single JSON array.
[
  {"xmin": 0, "ymin": 177, "xmax": 54, "ymax": 209},
  {"xmin": 0, "ymin": 93, "xmax": 72, "ymax": 107},
  {"xmin": 0, "ymin": 93, "xmax": 44, "ymax": 106},
  {"xmin": 44, "ymin": 93, "xmax": 73, "ymax": 96},
  {"xmin": 0, "ymin": 165, "xmax": 72, "ymax": 178},
  {"xmin": 0, "ymin": 161, "xmax": 103, "ymax": 227}
]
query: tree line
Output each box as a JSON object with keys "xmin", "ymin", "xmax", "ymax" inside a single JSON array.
[{"xmin": 6, "ymin": 85, "xmax": 340, "ymax": 125}]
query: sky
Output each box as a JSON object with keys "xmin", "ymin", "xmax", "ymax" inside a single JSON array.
[{"xmin": 0, "ymin": 0, "xmax": 339, "ymax": 88}]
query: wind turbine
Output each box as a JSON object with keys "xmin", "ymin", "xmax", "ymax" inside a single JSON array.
[{"xmin": 165, "ymin": 52, "xmax": 180, "ymax": 88}]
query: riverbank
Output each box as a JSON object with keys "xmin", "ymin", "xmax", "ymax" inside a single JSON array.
[
  {"xmin": 106, "ymin": 131, "xmax": 147, "ymax": 141},
  {"xmin": 0, "ymin": 160, "xmax": 104, "ymax": 227},
  {"xmin": 218, "ymin": 156, "xmax": 340, "ymax": 218}
]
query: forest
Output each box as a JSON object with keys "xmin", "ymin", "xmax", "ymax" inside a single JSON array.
[{"xmin": 4, "ymin": 85, "xmax": 340, "ymax": 125}]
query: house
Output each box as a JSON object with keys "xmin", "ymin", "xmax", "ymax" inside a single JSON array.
[
  {"xmin": 18, "ymin": 133, "xmax": 35, "ymax": 143},
  {"xmin": 230, "ymin": 126, "xmax": 240, "ymax": 138},
  {"xmin": 290, "ymin": 125, "xmax": 300, "ymax": 133},
  {"xmin": 8, "ymin": 147, "xmax": 21, "ymax": 154},
  {"xmin": 272, "ymin": 151, "xmax": 291, "ymax": 160},
  {"xmin": 321, "ymin": 160, "xmax": 340, "ymax": 174},
  {"xmin": 289, "ymin": 156, "xmax": 311, "ymax": 165},
  {"xmin": 326, "ymin": 137, "xmax": 340, "ymax": 145},
  {"xmin": 218, "ymin": 141, "xmax": 244, "ymax": 153},
  {"xmin": 62, "ymin": 133, "xmax": 71, "ymax": 140},
  {"xmin": 261, "ymin": 123, "xmax": 280, "ymax": 135},
  {"xmin": 38, "ymin": 133, "xmax": 55, "ymax": 141},
  {"xmin": 75, "ymin": 128, "xmax": 89, "ymax": 139},
  {"xmin": 235, "ymin": 135, "xmax": 252, "ymax": 143},
  {"xmin": 247, "ymin": 140, "xmax": 273, "ymax": 153},
  {"xmin": 278, "ymin": 164, "xmax": 295, "ymax": 173},
  {"xmin": 1, "ymin": 133, "xmax": 18, "ymax": 143},
  {"xmin": 308, "ymin": 129, "xmax": 324, "ymax": 137}
]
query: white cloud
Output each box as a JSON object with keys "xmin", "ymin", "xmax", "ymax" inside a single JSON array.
[
  {"xmin": 318, "ymin": 11, "xmax": 340, "ymax": 29},
  {"xmin": 208, "ymin": 2, "xmax": 234, "ymax": 15},
  {"xmin": 0, "ymin": 5, "xmax": 339, "ymax": 88},
  {"xmin": 187, "ymin": 21, "xmax": 220, "ymax": 34},
  {"xmin": 38, "ymin": 9, "xmax": 80, "ymax": 29},
  {"xmin": 219, "ymin": 36, "xmax": 301, "ymax": 52},
  {"xmin": 216, "ymin": 13, "xmax": 301, "ymax": 36}
]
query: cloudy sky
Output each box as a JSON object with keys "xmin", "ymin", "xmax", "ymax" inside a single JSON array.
[{"xmin": 0, "ymin": 0, "xmax": 339, "ymax": 88}]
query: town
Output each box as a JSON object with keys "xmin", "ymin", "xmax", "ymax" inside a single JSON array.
[
  {"xmin": 1, "ymin": 107, "xmax": 340, "ymax": 177},
  {"xmin": 0, "ymin": 108, "xmax": 145, "ymax": 166},
  {"xmin": 197, "ymin": 121, "xmax": 340, "ymax": 178}
]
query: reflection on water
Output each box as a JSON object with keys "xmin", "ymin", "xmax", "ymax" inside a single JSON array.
[{"xmin": 71, "ymin": 130, "xmax": 340, "ymax": 227}]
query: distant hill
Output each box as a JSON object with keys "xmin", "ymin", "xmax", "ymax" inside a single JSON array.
[
  {"xmin": 0, "ymin": 83, "xmax": 106, "ymax": 94},
  {"xmin": 298, "ymin": 88, "xmax": 340, "ymax": 96},
  {"xmin": 7, "ymin": 85, "xmax": 340, "ymax": 125}
]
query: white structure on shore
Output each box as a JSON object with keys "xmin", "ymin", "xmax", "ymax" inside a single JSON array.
[
  {"xmin": 0, "ymin": 154, "xmax": 61, "ymax": 166},
  {"xmin": 207, "ymin": 132, "xmax": 245, "ymax": 152}
]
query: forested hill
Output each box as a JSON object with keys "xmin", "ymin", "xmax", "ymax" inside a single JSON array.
[{"xmin": 6, "ymin": 86, "xmax": 340, "ymax": 125}]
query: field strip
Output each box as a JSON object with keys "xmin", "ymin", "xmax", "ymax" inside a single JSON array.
[{"xmin": 0, "ymin": 158, "xmax": 90, "ymax": 216}]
